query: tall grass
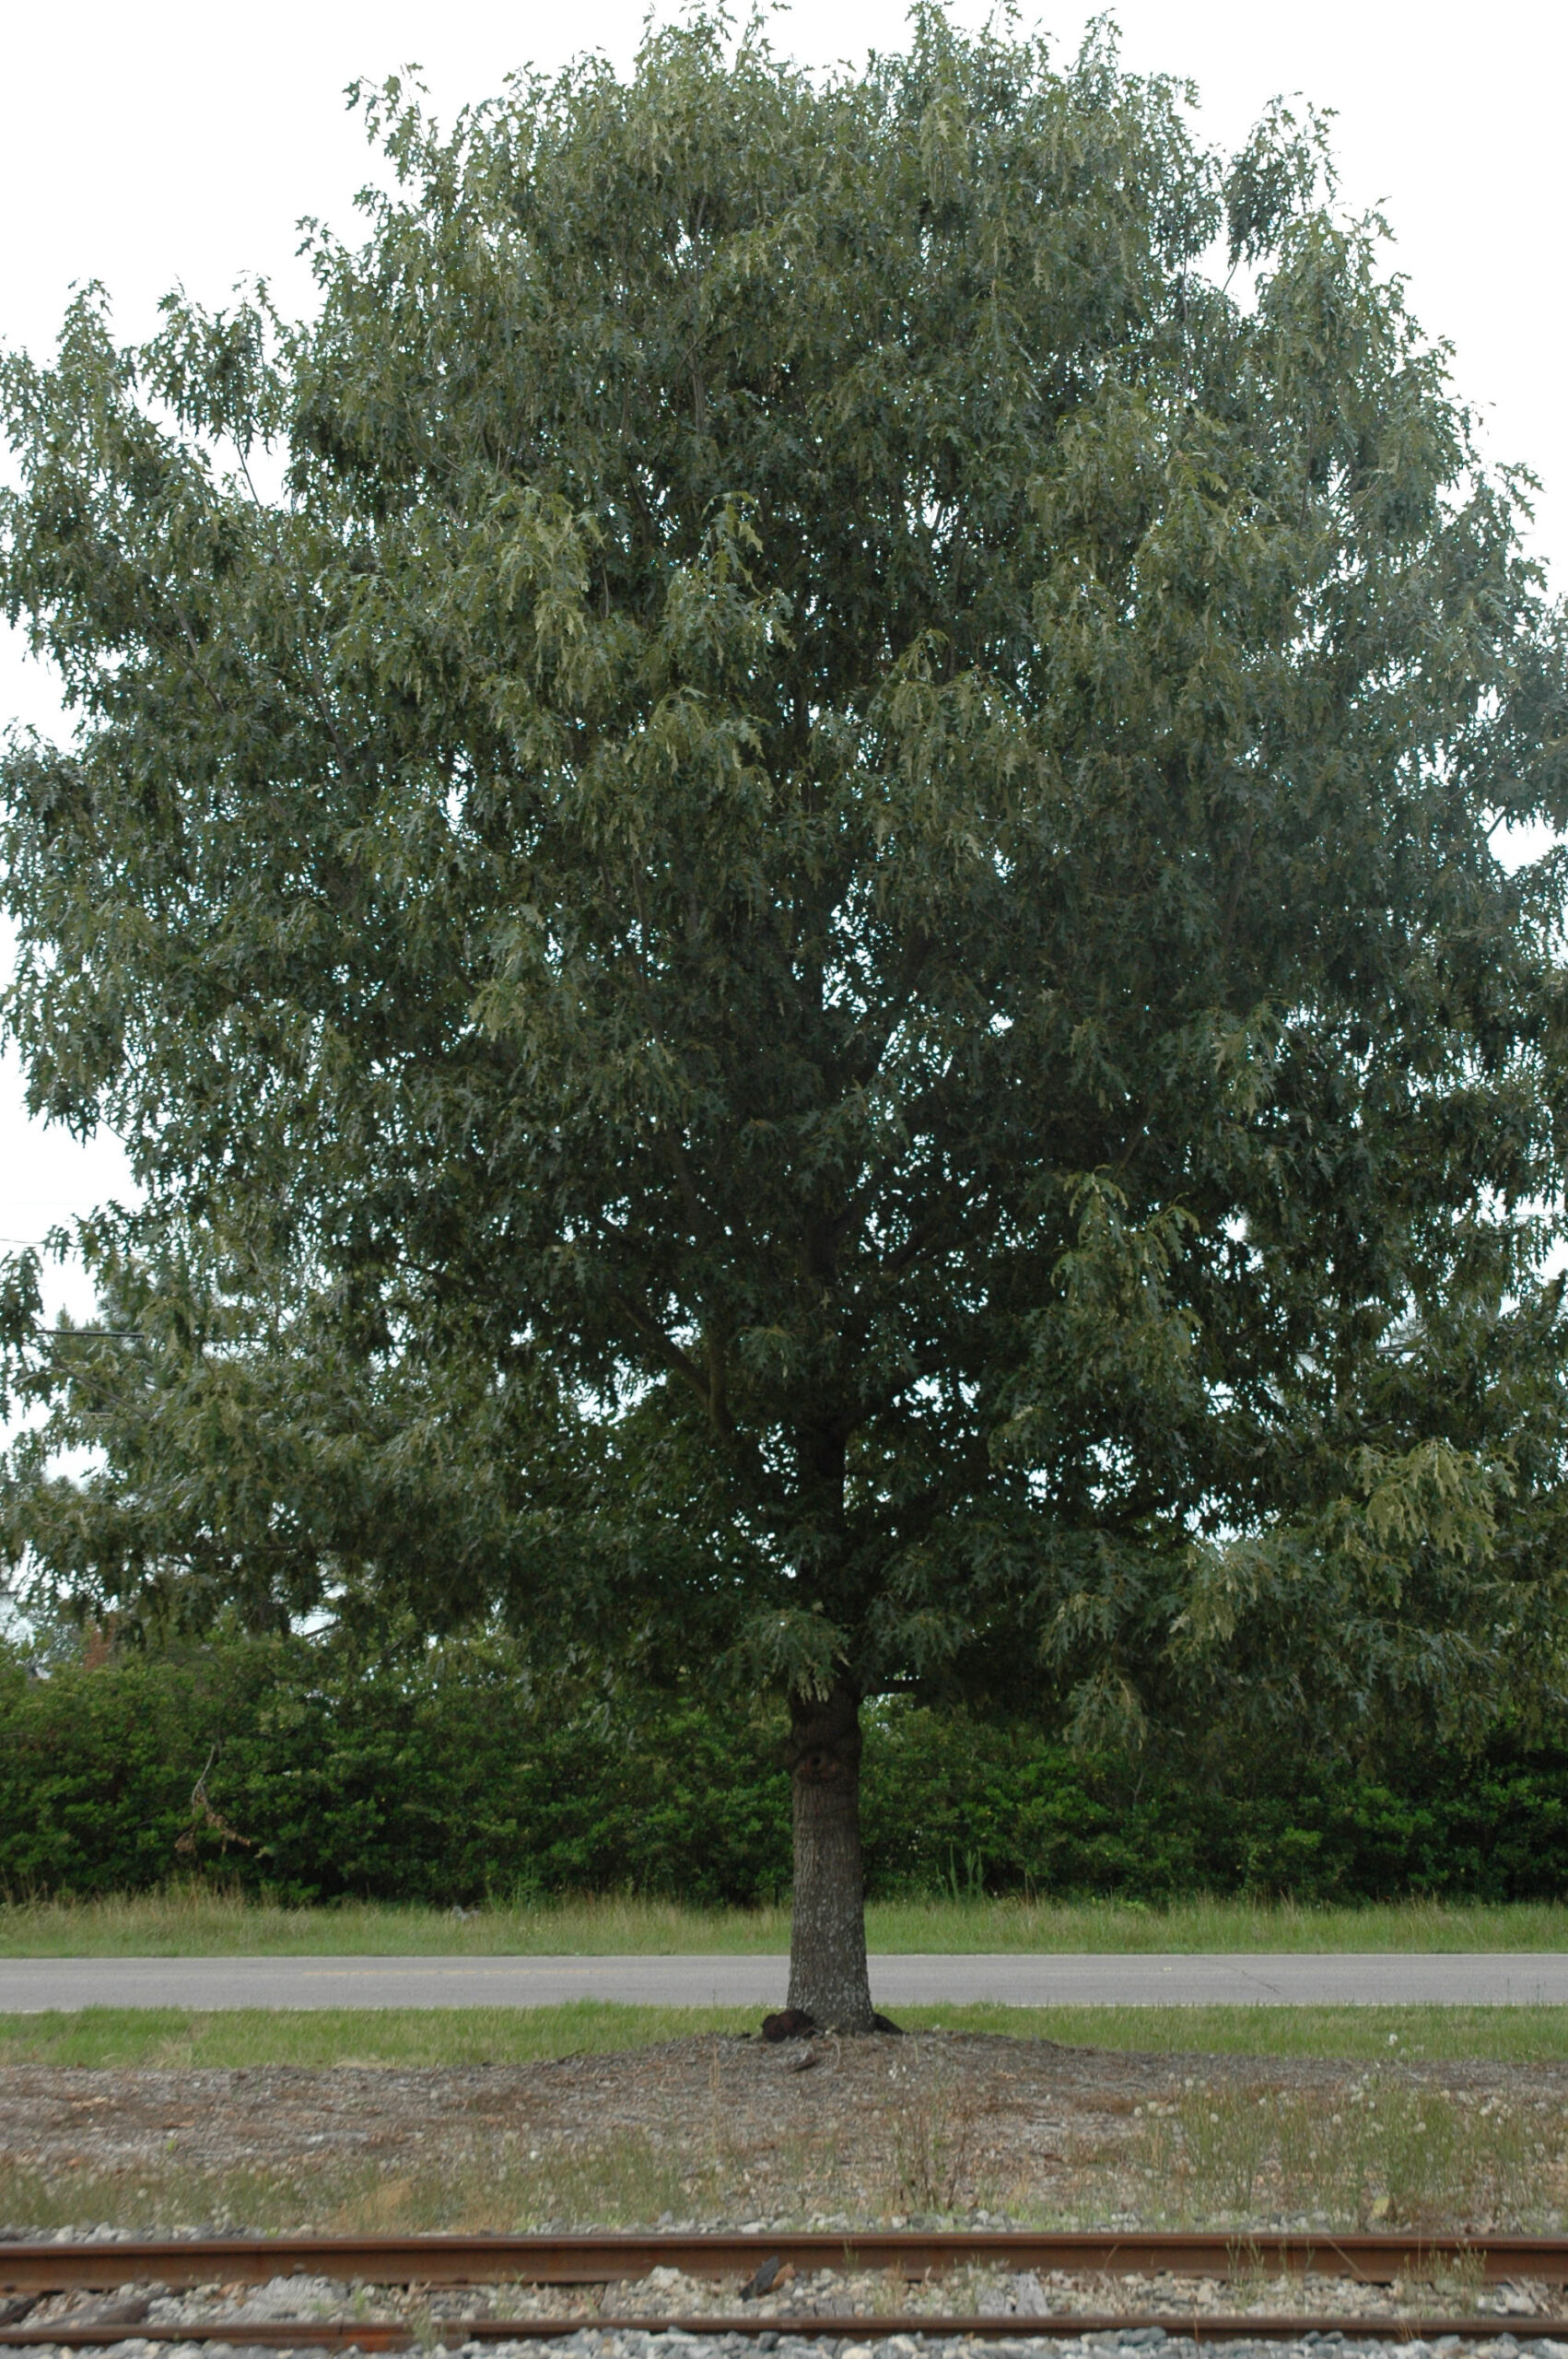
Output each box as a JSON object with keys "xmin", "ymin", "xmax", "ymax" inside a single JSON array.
[
  {"xmin": 0, "ymin": 2130, "xmax": 709, "ymax": 2239},
  {"xmin": 1129, "ymin": 2067, "xmax": 1567, "ymax": 2228},
  {"xmin": 4, "ymin": 1886, "xmax": 1567, "ymax": 1956}
]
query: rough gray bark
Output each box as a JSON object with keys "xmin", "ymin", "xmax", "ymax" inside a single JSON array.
[{"xmin": 785, "ymin": 1680, "xmax": 876, "ymax": 2031}]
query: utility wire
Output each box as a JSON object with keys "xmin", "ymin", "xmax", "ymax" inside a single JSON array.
[
  {"xmin": 26, "ymin": 1325, "xmax": 272, "ymax": 1344},
  {"xmin": 31, "ymin": 1329, "xmax": 146, "ymax": 1341}
]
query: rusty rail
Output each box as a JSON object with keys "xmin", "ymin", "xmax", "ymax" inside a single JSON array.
[
  {"xmin": 3, "ymin": 2230, "xmax": 1563, "ymax": 2346},
  {"xmin": 3, "ymin": 2232, "xmax": 1566, "ymax": 2295}
]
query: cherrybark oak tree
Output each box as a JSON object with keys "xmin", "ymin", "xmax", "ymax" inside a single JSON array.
[{"xmin": 6, "ymin": 16, "xmax": 1568, "ymax": 2026}]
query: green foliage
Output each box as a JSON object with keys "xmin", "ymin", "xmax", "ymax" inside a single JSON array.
[
  {"xmin": 4, "ymin": 1634, "xmax": 1568, "ymax": 1905},
  {"xmin": 0, "ymin": 1631, "xmax": 791, "ymax": 1906},
  {"xmin": 2, "ymin": 12, "xmax": 1568, "ymax": 1754},
  {"xmin": 860, "ymin": 1703, "xmax": 1568, "ymax": 1906}
]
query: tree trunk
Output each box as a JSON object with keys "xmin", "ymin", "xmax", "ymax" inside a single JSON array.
[{"xmin": 785, "ymin": 1680, "xmax": 876, "ymax": 2031}]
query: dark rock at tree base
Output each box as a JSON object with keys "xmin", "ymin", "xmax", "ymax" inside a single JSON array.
[
  {"xmin": 761, "ymin": 2003, "xmax": 901, "ymax": 2040},
  {"xmin": 761, "ymin": 2007, "xmax": 816, "ymax": 2042}
]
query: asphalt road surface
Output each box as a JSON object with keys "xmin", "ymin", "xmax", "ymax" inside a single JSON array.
[{"xmin": 2, "ymin": 1953, "xmax": 1566, "ymax": 2012}]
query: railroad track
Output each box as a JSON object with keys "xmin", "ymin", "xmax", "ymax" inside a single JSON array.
[{"xmin": 1, "ymin": 2231, "xmax": 1562, "ymax": 2349}]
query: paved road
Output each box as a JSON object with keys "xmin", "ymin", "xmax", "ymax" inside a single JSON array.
[{"xmin": 2, "ymin": 1952, "xmax": 1567, "ymax": 2012}]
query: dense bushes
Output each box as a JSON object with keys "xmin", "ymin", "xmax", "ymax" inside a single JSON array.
[
  {"xmin": 858, "ymin": 1708, "xmax": 1568, "ymax": 1904},
  {"xmin": 0, "ymin": 1637, "xmax": 790, "ymax": 1906},
  {"xmin": 3, "ymin": 1634, "xmax": 1566, "ymax": 1903}
]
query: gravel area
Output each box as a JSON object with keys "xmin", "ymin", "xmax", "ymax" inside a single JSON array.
[{"xmin": 3, "ymin": 2033, "xmax": 1566, "ymax": 2242}]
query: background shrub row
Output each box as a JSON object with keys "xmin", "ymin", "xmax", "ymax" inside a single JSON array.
[{"xmin": 2, "ymin": 1636, "xmax": 1564, "ymax": 1903}]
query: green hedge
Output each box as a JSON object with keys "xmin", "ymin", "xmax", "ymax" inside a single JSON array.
[
  {"xmin": 0, "ymin": 1639, "xmax": 790, "ymax": 1906},
  {"xmin": 2, "ymin": 1637, "xmax": 1566, "ymax": 1902}
]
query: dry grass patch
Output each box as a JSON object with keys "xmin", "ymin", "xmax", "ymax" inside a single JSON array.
[
  {"xmin": 1127, "ymin": 2069, "xmax": 1568, "ymax": 2228},
  {"xmin": 0, "ymin": 2131, "xmax": 712, "ymax": 2238}
]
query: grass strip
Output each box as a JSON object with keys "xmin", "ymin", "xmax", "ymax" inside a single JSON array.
[
  {"xmin": 5, "ymin": 2001, "xmax": 1568, "ymax": 2068},
  {"xmin": 5, "ymin": 1891, "xmax": 1568, "ymax": 1956}
]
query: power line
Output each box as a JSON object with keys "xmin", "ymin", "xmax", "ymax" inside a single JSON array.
[
  {"xmin": 31, "ymin": 1329, "xmax": 145, "ymax": 1341},
  {"xmin": 28, "ymin": 1325, "xmax": 272, "ymax": 1344}
]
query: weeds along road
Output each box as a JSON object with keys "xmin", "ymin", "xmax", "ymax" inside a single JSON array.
[{"xmin": 2, "ymin": 1954, "xmax": 1568, "ymax": 2011}]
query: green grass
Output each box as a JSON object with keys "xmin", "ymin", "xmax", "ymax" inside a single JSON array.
[
  {"xmin": 5, "ymin": 1888, "xmax": 1568, "ymax": 1955},
  {"xmin": 5, "ymin": 2000, "xmax": 1568, "ymax": 2067}
]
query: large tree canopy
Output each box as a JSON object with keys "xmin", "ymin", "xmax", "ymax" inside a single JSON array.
[{"xmin": 5, "ymin": 10, "xmax": 1568, "ymax": 2021}]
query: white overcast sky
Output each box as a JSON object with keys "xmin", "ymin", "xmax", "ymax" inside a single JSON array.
[{"xmin": 2, "ymin": 0, "xmax": 1563, "ymax": 1313}]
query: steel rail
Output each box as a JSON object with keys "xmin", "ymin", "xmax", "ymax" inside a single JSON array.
[
  {"xmin": 2, "ymin": 2319, "xmax": 1566, "ymax": 2350},
  {"xmin": 4, "ymin": 2235, "xmax": 1566, "ymax": 2297}
]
